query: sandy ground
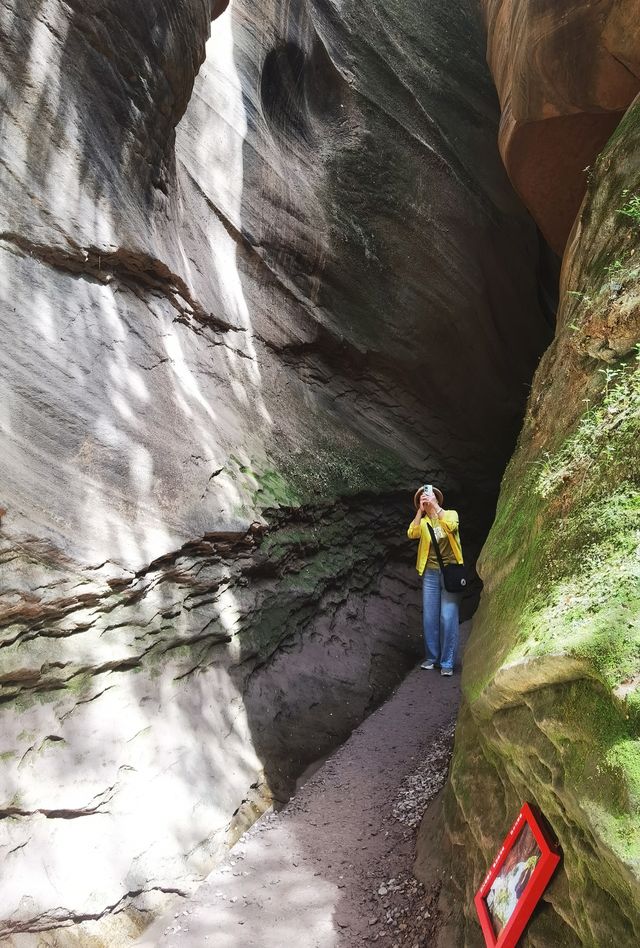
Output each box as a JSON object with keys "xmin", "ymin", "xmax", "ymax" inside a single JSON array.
[{"xmin": 135, "ymin": 622, "xmax": 470, "ymax": 948}]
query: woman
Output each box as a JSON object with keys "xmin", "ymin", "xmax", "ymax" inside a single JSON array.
[{"xmin": 407, "ymin": 485, "xmax": 463, "ymax": 676}]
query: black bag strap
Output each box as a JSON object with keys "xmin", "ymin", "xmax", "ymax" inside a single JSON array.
[{"xmin": 426, "ymin": 521, "xmax": 447, "ymax": 570}]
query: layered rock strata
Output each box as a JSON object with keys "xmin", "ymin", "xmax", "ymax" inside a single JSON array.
[
  {"xmin": 0, "ymin": 499, "xmax": 424, "ymax": 943},
  {"xmin": 0, "ymin": 0, "xmax": 549, "ymax": 940},
  {"xmin": 441, "ymin": 95, "xmax": 640, "ymax": 944}
]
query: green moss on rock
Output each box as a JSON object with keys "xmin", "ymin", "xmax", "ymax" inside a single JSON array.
[{"xmin": 444, "ymin": 99, "xmax": 640, "ymax": 944}]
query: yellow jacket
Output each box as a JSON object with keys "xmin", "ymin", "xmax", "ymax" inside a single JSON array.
[{"xmin": 407, "ymin": 510, "xmax": 463, "ymax": 576}]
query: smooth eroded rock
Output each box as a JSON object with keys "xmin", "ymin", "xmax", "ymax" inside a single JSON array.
[{"xmin": 480, "ymin": 0, "xmax": 640, "ymax": 253}]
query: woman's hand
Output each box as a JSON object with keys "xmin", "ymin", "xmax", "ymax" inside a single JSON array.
[{"xmin": 422, "ymin": 494, "xmax": 440, "ymax": 517}]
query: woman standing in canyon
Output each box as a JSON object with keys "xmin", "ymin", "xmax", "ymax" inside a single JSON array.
[{"xmin": 407, "ymin": 486, "xmax": 464, "ymax": 676}]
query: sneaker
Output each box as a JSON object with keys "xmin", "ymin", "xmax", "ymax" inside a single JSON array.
[
  {"xmin": 420, "ymin": 661, "xmax": 435, "ymax": 670},
  {"xmin": 440, "ymin": 668, "xmax": 453, "ymax": 676}
]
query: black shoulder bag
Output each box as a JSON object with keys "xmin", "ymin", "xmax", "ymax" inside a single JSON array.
[{"xmin": 426, "ymin": 521, "xmax": 468, "ymax": 593}]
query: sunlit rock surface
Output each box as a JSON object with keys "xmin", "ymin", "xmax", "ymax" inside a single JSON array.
[
  {"xmin": 0, "ymin": 0, "xmax": 549, "ymax": 941},
  {"xmin": 440, "ymin": 96, "xmax": 640, "ymax": 944},
  {"xmin": 480, "ymin": 0, "xmax": 640, "ymax": 254}
]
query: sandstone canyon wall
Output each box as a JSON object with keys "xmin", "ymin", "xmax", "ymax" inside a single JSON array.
[
  {"xmin": 0, "ymin": 0, "xmax": 549, "ymax": 942},
  {"xmin": 481, "ymin": 0, "xmax": 640, "ymax": 255},
  {"xmin": 437, "ymin": 6, "xmax": 640, "ymax": 945}
]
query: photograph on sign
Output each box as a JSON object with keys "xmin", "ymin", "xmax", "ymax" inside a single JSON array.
[
  {"xmin": 474, "ymin": 803, "xmax": 561, "ymax": 948},
  {"xmin": 485, "ymin": 821, "xmax": 541, "ymax": 935}
]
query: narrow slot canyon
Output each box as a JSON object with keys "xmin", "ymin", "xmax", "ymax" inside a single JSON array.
[{"xmin": 0, "ymin": 1, "xmax": 638, "ymax": 946}]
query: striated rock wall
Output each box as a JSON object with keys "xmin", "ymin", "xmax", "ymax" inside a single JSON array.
[
  {"xmin": 0, "ymin": 0, "xmax": 550, "ymax": 941},
  {"xmin": 0, "ymin": 500, "xmax": 422, "ymax": 943},
  {"xmin": 440, "ymin": 88, "xmax": 640, "ymax": 946},
  {"xmin": 480, "ymin": 0, "xmax": 640, "ymax": 254}
]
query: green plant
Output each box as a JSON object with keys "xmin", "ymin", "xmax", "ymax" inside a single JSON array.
[
  {"xmin": 534, "ymin": 349, "xmax": 640, "ymax": 499},
  {"xmin": 617, "ymin": 190, "xmax": 640, "ymax": 224}
]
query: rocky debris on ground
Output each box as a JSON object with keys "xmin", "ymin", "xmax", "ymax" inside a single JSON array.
[
  {"xmin": 350, "ymin": 724, "xmax": 456, "ymax": 947},
  {"xmin": 392, "ymin": 724, "xmax": 456, "ymax": 829},
  {"xmin": 353, "ymin": 869, "xmax": 442, "ymax": 947}
]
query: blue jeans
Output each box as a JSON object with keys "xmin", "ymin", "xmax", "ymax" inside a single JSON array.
[{"xmin": 422, "ymin": 567, "xmax": 460, "ymax": 671}]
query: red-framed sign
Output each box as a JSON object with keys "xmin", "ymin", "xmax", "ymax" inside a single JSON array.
[{"xmin": 474, "ymin": 802, "xmax": 561, "ymax": 948}]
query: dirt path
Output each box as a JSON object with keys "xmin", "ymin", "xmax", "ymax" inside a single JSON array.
[{"xmin": 136, "ymin": 622, "xmax": 470, "ymax": 948}]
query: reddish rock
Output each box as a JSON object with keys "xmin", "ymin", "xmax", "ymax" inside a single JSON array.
[{"xmin": 481, "ymin": 0, "xmax": 640, "ymax": 253}]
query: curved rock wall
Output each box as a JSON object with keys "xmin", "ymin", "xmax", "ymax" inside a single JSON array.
[
  {"xmin": 0, "ymin": 0, "xmax": 549, "ymax": 942},
  {"xmin": 441, "ymin": 89, "xmax": 640, "ymax": 946},
  {"xmin": 481, "ymin": 0, "xmax": 640, "ymax": 254}
]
